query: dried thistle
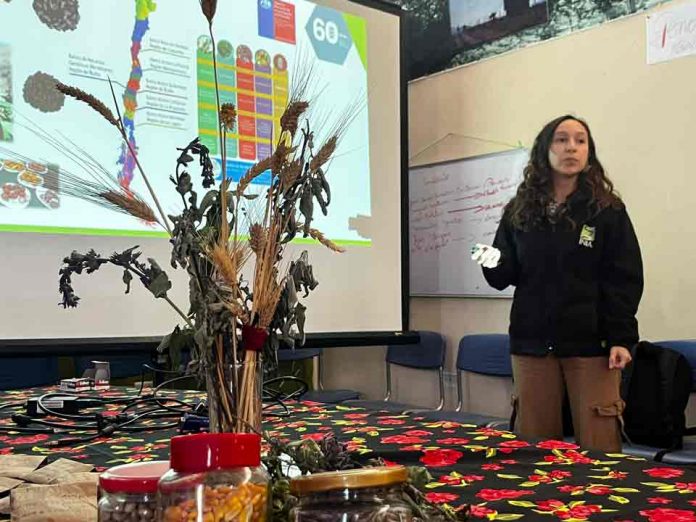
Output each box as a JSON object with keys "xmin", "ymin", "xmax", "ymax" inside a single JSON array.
[
  {"xmin": 238, "ymin": 156, "xmax": 273, "ymax": 195},
  {"xmin": 100, "ymin": 191, "xmax": 158, "ymax": 224},
  {"xmin": 220, "ymin": 103, "xmax": 237, "ymax": 130},
  {"xmin": 199, "ymin": 0, "xmax": 217, "ymax": 24},
  {"xmin": 248, "ymin": 223, "xmax": 267, "ymax": 255},
  {"xmin": 309, "ymin": 228, "xmax": 345, "ymax": 253},
  {"xmin": 310, "ymin": 136, "xmax": 337, "ymax": 172},
  {"xmin": 280, "ymin": 101, "xmax": 309, "ymax": 136},
  {"xmin": 55, "ymin": 82, "xmax": 119, "ymax": 127}
]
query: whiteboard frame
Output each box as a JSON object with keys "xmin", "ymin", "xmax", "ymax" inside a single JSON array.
[{"xmin": 408, "ymin": 148, "xmax": 526, "ymax": 299}]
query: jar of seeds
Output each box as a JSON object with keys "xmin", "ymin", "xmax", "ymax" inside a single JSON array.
[
  {"xmin": 289, "ymin": 466, "xmax": 414, "ymax": 521},
  {"xmin": 158, "ymin": 433, "xmax": 268, "ymax": 522},
  {"xmin": 98, "ymin": 460, "xmax": 168, "ymax": 522}
]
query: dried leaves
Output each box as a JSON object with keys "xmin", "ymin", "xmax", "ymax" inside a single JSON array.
[{"xmin": 59, "ymin": 247, "xmax": 173, "ymax": 309}]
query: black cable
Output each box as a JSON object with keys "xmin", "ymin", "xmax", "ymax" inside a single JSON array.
[
  {"xmin": 12, "ymin": 413, "xmax": 98, "ymax": 431},
  {"xmin": 137, "ymin": 363, "xmax": 184, "ymax": 395},
  {"xmin": 0, "ymin": 401, "xmax": 26, "ymax": 412},
  {"xmin": 0, "ymin": 425, "xmax": 58, "ymax": 434},
  {"xmin": 120, "ymin": 395, "xmax": 192, "ymax": 416},
  {"xmin": 37, "ymin": 393, "xmax": 99, "ymax": 421}
]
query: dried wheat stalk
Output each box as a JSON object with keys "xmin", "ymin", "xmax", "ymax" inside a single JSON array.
[
  {"xmin": 310, "ymin": 136, "xmax": 337, "ymax": 172},
  {"xmin": 248, "ymin": 223, "xmax": 267, "ymax": 255},
  {"xmin": 55, "ymin": 83, "xmax": 119, "ymax": 128},
  {"xmin": 100, "ymin": 190, "xmax": 159, "ymax": 224},
  {"xmin": 238, "ymin": 156, "xmax": 273, "ymax": 195},
  {"xmin": 280, "ymin": 101, "xmax": 309, "ymax": 137},
  {"xmin": 309, "ymin": 227, "xmax": 346, "ymax": 253}
]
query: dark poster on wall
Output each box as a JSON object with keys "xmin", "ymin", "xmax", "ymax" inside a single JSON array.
[
  {"xmin": 397, "ymin": 0, "xmax": 666, "ymax": 80},
  {"xmin": 449, "ymin": 0, "xmax": 548, "ymax": 51}
]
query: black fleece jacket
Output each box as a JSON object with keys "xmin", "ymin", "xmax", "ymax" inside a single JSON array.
[{"xmin": 483, "ymin": 186, "xmax": 644, "ymax": 357}]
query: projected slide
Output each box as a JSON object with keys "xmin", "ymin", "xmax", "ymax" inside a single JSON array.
[{"xmin": 0, "ymin": 0, "xmax": 371, "ymax": 244}]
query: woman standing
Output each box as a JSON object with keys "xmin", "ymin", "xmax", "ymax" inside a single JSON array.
[{"xmin": 473, "ymin": 115, "xmax": 643, "ymax": 452}]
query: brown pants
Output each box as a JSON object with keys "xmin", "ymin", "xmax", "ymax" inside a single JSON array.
[{"xmin": 511, "ymin": 354, "xmax": 624, "ymax": 453}]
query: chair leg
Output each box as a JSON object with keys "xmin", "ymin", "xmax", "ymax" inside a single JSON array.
[
  {"xmin": 404, "ymin": 367, "xmax": 445, "ymax": 414},
  {"xmin": 316, "ymin": 354, "xmax": 324, "ymax": 391},
  {"xmin": 455, "ymin": 369, "xmax": 463, "ymax": 413},
  {"xmin": 436, "ymin": 367, "xmax": 445, "ymax": 411},
  {"xmin": 384, "ymin": 363, "xmax": 392, "ymax": 401}
]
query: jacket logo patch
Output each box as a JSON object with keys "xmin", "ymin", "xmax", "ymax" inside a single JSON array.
[{"xmin": 579, "ymin": 225, "xmax": 596, "ymax": 248}]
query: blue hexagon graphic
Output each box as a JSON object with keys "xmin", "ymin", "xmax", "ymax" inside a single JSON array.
[{"xmin": 305, "ymin": 5, "xmax": 352, "ymax": 66}]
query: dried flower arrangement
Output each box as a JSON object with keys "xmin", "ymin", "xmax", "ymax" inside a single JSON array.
[
  {"xmin": 51, "ymin": 6, "xmax": 348, "ymax": 434},
  {"xmin": 1, "ymin": 0, "xmax": 469, "ymax": 519}
]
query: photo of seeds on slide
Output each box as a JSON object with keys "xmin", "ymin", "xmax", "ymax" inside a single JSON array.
[{"xmin": 0, "ymin": 44, "xmax": 12, "ymax": 143}]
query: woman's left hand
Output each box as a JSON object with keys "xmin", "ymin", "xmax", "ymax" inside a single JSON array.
[{"xmin": 609, "ymin": 346, "xmax": 632, "ymax": 370}]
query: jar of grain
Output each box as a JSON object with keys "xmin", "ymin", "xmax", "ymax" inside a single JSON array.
[
  {"xmin": 98, "ymin": 460, "xmax": 169, "ymax": 522},
  {"xmin": 158, "ymin": 433, "xmax": 268, "ymax": 522}
]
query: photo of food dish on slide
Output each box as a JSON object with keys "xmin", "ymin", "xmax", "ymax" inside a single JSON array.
[{"xmin": 0, "ymin": 158, "xmax": 60, "ymax": 210}]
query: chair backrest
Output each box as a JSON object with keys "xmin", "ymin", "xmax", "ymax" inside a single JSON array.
[
  {"xmin": 0, "ymin": 357, "xmax": 60, "ymax": 390},
  {"xmin": 653, "ymin": 340, "xmax": 696, "ymax": 392},
  {"xmin": 386, "ymin": 331, "xmax": 445, "ymax": 370},
  {"xmin": 457, "ymin": 334, "xmax": 512, "ymax": 376},
  {"xmin": 277, "ymin": 348, "xmax": 322, "ymax": 362}
]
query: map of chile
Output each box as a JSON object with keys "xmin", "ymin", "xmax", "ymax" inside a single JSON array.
[{"xmin": 117, "ymin": 0, "xmax": 156, "ymax": 190}]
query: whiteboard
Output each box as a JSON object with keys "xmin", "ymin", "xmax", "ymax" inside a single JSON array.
[{"xmin": 409, "ymin": 149, "xmax": 527, "ymax": 297}]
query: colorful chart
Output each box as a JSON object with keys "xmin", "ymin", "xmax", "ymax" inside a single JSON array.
[
  {"xmin": 117, "ymin": 0, "xmax": 157, "ymax": 191},
  {"xmin": 196, "ymin": 38, "xmax": 288, "ymax": 186},
  {"xmin": 0, "ymin": 0, "xmax": 371, "ymax": 243}
]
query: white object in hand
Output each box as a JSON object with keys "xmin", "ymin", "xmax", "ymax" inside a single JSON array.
[{"xmin": 471, "ymin": 243, "xmax": 501, "ymax": 268}]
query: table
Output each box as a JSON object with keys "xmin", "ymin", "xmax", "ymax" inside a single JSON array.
[{"xmin": 0, "ymin": 387, "xmax": 695, "ymax": 521}]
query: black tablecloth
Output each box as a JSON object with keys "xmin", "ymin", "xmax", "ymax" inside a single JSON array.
[{"xmin": 1, "ymin": 387, "xmax": 695, "ymax": 521}]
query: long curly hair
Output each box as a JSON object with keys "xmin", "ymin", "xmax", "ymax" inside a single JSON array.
[{"xmin": 506, "ymin": 115, "xmax": 621, "ymax": 230}]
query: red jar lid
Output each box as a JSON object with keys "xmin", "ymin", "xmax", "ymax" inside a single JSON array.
[
  {"xmin": 170, "ymin": 433, "xmax": 261, "ymax": 473},
  {"xmin": 99, "ymin": 461, "xmax": 170, "ymax": 494}
]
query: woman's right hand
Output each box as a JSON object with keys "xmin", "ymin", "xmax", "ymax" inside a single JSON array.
[{"xmin": 471, "ymin": 243, "xmax": 501, "ymax": 268}]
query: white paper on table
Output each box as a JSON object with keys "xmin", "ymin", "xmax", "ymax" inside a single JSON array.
[{"xmin": 647, "ymin": 1, "xmax": 696, "ymax": 65}]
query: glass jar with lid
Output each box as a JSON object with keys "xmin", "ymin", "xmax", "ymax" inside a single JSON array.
[
  {"xmin": 158, "ymin": 432, "xmax": 269, "ymax": 522},
  {"xmin": 289, "ymin": 466, "xmax": 414, "ymax": 521},
  {"xmin": 98, "ymin": 460, "xmax": 169, "ymax": 522}
]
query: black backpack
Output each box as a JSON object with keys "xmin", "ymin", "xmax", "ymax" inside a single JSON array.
[{"xmin": 621, "ymin": 341, "xmax": 695, "ymax": 460}]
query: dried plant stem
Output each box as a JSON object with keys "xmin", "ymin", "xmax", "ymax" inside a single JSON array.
[
  {"xmin": 231, "ymin": 330, "xmax": 240, "ymax": 418},
  {"xmin": 215, "ymin": 335, "xmax": 235, "ymax": 430},
  {"xmin": 106, "ymin": 80, "xmax": 172, "ymax": 236},
  {"xmin": 123, "ymin": 136, "xmax": 172, "ymax": 236},
  {"xmin": 163, "ymin": 296, "xmax": 194, "ymax": 329},
  {"xmin": 208, "ymin": 23, "xmax": 229, "ymax": 243},
  {"xmin": 238, "ymin": 350, "xmax": 260, "ymax": 432}
]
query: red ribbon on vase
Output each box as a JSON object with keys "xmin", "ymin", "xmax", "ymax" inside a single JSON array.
[{"xmin": 241, "ymin": 325, "xmax": 268, "ymax": 352}]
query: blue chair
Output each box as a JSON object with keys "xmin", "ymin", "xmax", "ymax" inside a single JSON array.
[
  {"xmin": 455, "ymin": 334, "xmax": 512, "ymax": 413},
  {"xmin": 0, "ymin": 358, "xmax": 60, "ymax": 390},
  {"xmin": 347, "ymin": 331, "xmax": 446, "ymax": 413},
  {"xmin": 424, "ymin": 334, "xmax": 512, "ymax": 426},
  {"xmin": 277, "ymin": 348, "xmax": 360, "ymax": 404}
]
